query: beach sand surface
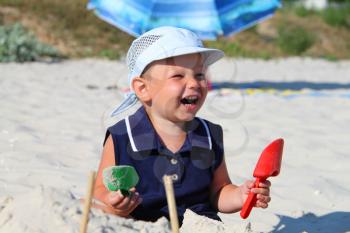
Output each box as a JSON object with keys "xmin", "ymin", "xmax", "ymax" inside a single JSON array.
[{"xmin": 0, "ymin": 58, "xmax": 349, "ymax": 233}]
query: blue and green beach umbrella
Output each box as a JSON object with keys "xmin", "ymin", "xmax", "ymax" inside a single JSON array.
[{"xmin": 87, "ymin": 0, "xmax": 281, "ymax": 40}]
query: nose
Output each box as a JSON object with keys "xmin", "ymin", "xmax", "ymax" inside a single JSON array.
[{"xmin": 187, "ymin": 75, "xmax": 203, "ymax": 89}]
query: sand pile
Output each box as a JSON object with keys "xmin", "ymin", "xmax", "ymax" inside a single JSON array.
[
  {"xmin": 0, "ymin": 186, "xmax": 252, "ymax": 233},
  {"xmin": 0, "ymin": 186, "xmax": 170, "ymax": 233},
  {"xmin": 181, "ymin": 209, "xmax": 252, "ymax": 233}
]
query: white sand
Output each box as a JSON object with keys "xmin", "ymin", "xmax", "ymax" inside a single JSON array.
[{"xmin": 0, "ymin": 58, "xmax": 349, "ymax": 233}]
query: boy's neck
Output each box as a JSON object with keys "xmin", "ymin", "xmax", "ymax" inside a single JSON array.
[{"xmin": 146, "ymin": 110, "xmax": 188, "ymax": 153}]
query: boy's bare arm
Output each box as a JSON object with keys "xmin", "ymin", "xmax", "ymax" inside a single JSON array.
[
  {"xmin": 94, "ymin": 135, "xmax": 115, "ymax": 202},
  {"xmin": 210, "ymin": 156, "xmax": 272, "ymax": 214},
  {"xmin": 93, "ymin": 135, "xmax": 142, "ymax": 217},
  {"xmin": 210, "ymin": 158, "xmax": 244, "ymax": 213}
]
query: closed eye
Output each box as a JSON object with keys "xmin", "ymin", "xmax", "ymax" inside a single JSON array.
[{"xmin": 171, "ymin": 74, "xmax": 184, "ymax": 79}]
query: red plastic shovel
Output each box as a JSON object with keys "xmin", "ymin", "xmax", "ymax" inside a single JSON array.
[{"xmin": 240, "ymin": 138, "xmax": 284, "ymax": 219}]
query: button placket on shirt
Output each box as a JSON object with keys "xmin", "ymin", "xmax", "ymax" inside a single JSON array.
[
  {"xmin": 170, "ymin": 158, "xmax": 178, "ymax": 165},
  {"xmin": 171, "ymin": 173, "xmax": 178, "ymax": 181},
  {"xmin": 168, "ymin": 152, "xmax": 182, "ymax": 183},
  {"xmin": 158, "ymin": 145, "xmax": 184, "ymax": 184}
]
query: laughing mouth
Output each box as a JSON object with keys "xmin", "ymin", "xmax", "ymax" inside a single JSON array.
[{"xmin": 180, "ymin": 96, "xmax": 199, "ymax": 105}]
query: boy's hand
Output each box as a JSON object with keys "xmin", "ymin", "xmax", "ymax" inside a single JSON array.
[
  {"xmin": 93, "ymin": 187, "xmax": 142, "ymax": 217},
  {"xmin": 240, "ymin": 180, "xmax": 271, "ymax": 208}
]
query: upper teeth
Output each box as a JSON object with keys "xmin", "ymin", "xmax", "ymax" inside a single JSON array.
[{"xmin": 182, "ymin": 96, "xmax": 198, "ymax": 104}]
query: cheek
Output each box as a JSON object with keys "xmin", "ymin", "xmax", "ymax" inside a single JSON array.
[
  {"xmin": 167, "ymin": 83, "xmax": 183, "ymax": 93},
  {"xmin": 151, "ymin": 83, "xmax": 182, "ymax": 104},
  {"xmin": 201, "ymin": 82, "xmax": 208, "ymax": 95},
  {"xmin": 203, "ymin": 89, "xmax": 208, "ymax": 99},
  {"xmin": 158, "ymin": 82, "xmax": 183, "ymax": 96}
]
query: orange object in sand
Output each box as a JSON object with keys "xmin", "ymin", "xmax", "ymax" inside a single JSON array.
[{"xmin": 240, "ymin": 138, "xmax": 284, "ymax": 219}]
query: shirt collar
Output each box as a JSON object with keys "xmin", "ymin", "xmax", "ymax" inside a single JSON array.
[{"xmin": 125, "ymin": 106, "xmax": 212, "ymax": 152}]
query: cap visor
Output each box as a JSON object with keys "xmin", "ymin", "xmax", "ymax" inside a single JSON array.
[{"xmin": 153, "ymin": 47, "xmax": 224, "ymax": 66}]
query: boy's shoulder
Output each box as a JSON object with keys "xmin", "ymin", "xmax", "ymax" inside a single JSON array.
[
  {"xmin": 107, "ymin": 117, "xmax": 128, "ymax": 135},
  {"xmin": 107, "ymin": 107, "xmax": 149, "ymax": 135},
  {"xmin": 193, "ymin": 117, "xmax": 223, "ymax": 142},
  {"xmin": 194, "ymin": 117, "xmax": 224, "ymax": 154},
  {"xmin": 195, "ymin": 117, "xmax": 222, "ymax": 131}
]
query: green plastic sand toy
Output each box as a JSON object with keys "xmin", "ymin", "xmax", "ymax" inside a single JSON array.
[{"xmin": 103, "ymin": 165, "xmax": 139, "ymax": 196}]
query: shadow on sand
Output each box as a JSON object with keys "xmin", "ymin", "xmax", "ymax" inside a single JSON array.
[
  {"xmin": 271, "ymin": 211, "xmax": 350, "ymax": 233},
  {"xmin": 211, "ymin": 81, "xmax": 350, "ymax": 91}
]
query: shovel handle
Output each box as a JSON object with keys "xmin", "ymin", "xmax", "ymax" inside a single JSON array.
[
  {"xmin": 240, "ymin": 178, "xmax": 261, "ymax": 219},
  {"xmin": 240, "ymin": 190, "xmax": 257, "ymax": 219}
]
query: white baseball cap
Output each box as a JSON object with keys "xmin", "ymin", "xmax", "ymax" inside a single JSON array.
[{"xmin": 111, "ymin": 26, "xmax": 224, "ymax": 116}]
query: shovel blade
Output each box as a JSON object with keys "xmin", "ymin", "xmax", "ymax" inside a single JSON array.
[
  {"xmin": 240, "ymin": 138, "xmax": 284, "ymax": 219},
  {"xmin": 253, "ymin": 138, "xmax": 284, "ymax": 179}
]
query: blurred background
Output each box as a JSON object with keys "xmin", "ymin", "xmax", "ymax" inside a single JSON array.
[{"xmin": 0, "ymin": 0, "xmax": 349, "ymax": 62}]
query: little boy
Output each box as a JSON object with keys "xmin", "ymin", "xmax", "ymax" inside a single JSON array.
[{"xmin": 93, "ymin": 26, "xmax": 271, "ymax": 224}]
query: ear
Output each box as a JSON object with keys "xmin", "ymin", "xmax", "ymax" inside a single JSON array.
[{"xmin": 132, "ymin": 77, "xmax": 151, "ymax": 102}]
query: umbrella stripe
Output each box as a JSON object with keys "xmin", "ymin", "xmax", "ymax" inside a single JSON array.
[
  {"xmin": 223, "ymin": 10, "xmax": 277, "ymax": 36},
  {"xmin": 87, "ymin": 0, "xmax": 281, "ymax": 40}
]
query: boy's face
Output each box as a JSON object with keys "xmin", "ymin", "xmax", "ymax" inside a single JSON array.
[{"xmin": 140, "ymin": 53, "xmax": 208, "ymax": 123}]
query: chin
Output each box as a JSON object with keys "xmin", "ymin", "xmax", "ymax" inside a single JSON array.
[{"xmin": 178, "ymin": 112, "xmax": 197, "ymax": 122}]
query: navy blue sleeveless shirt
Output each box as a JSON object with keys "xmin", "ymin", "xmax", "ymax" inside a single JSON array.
[{"xmin": 104, "ymin": 106, "xmax": 224, "ymax": 225}]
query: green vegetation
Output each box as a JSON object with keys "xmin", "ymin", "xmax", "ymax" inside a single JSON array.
[
  {"xmin": 0, "ymin": 0, "xmax": 349, "ymax": 61},
  {"xmin": 321, "ymin": 5, "xmax": 350, "ymax": 28},
  {"xmin": 205, "ymin": 40, "xmax": 272, "ymax": 60},
  {"xmin": 277, "ymin": 24, "xmax": 316, "ymax": 55},
  {"xmin": 294, "ymin": 6, "xmax": 316, "ymax": 17},
  {"xmin": 0, "ymin": 23, "xmax": 60, "ymax": 62},
  {"xmin": 282, "ymin": 0, "xmax": 350, "ymax": 28},
  {"xmin": 0, "ymin": 0, "xmax": 133, "ymax": 60}
]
